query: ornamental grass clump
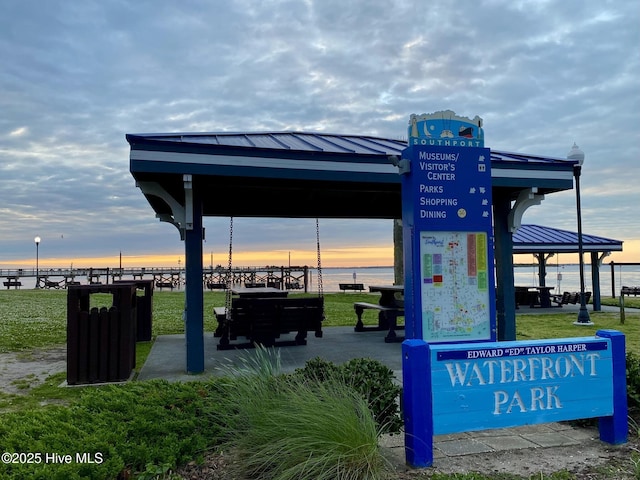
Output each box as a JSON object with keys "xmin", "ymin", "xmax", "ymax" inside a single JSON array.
[{"xmin": 214, "ymin": 346, "xmax": 394, "ymax": 480}]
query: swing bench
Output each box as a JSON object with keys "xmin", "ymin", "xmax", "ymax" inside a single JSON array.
[
  {"xmin": 213, "ymin": 217, "xmax": 326, "ymax": 350},
  {"xmin": 214, "ymin": 296, "xmax": 324, "ymax": 350}
]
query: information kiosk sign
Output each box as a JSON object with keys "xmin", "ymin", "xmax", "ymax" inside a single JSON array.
[
  {"xmin": 400, "ymin": 111, "xmax": 496, "ymax": 343},
  {"xmin": 399, "ymin": 113, "xmax": 626, "ymax": 469}
]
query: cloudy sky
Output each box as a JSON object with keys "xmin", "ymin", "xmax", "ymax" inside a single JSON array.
[{"xmin": 1, "ymin": 0, "xmax": 639, "ymax": 269}]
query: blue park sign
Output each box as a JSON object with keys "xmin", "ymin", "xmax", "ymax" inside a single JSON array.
[{"xmin": 402, "ymin": 330, "xmax": 628, "ymax": 467}]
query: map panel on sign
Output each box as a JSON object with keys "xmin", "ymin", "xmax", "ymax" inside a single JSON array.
[{"xmin": 420, "ymin": 231, "xmax": 491, "ymax": 342}]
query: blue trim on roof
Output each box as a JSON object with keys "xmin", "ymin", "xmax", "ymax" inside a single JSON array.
[
  {"xmin": 490, "ymin": 177, "xmax": 572, "ymax": 190},
  {"xmin": 130, "ymin": 159, "xmax": 397, "ymax": 183}
]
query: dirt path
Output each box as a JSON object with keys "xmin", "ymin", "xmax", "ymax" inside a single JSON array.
[{"xmin": 0, "ymin": 347, "xmax": 67, "ymax": 394}]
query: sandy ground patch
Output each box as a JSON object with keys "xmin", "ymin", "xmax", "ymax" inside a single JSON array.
[{"xmin": 0, "ymin": 347, "xmax": 67, "ymax": 394}]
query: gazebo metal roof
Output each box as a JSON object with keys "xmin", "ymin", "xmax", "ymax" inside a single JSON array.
[
  {"xmin": 513, "ymin": 224, "xmax": 623, "ymax": 254},
  {"xmin": 127, "ymin": 131, "xmax": 577, "ymax": 220},
  {"xmin": 135, "ymin": 131, "xmax": 572, "ymax": 164}
]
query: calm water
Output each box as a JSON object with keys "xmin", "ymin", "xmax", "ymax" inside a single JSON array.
[{"xmin": 315, "ymin": 264, "xmax": 640, "ymax": 296}]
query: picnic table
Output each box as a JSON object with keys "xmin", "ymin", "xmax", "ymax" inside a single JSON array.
[
  {"xmin": 353, "ymin": 284, "xmax": 404, "ymax": 343},
  {"xmin": 515, "ymin": 286, "xmax": 555, "ymax": 308},
  {"xmin": 369, "ymin": 285, "xmax": 404, "ymax": 306},
  {"xmin": 3, "ymin": 276, "xmax": 22, "ymax": 289}
]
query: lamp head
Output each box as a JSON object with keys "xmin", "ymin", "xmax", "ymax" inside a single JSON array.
[
  {"xmin": 34, "ymin": 236, "xmax": 41, "ymax": 245},
  {"xmin": 567, "ymin": 143, "xmax": 585, "ymax": 166}
]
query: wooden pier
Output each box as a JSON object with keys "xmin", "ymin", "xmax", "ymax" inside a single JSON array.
[{"xmin": 1, "ymin": 266, "xmax": 311, "ymax": 292}]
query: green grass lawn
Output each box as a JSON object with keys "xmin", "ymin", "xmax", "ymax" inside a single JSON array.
[
  {"xmin": 517, "ymin": 311, "xmax": 640, "ymax": 351},
  {"xmin": 1, "ymin": 289, "xmax": 638, "ymax": 353}
]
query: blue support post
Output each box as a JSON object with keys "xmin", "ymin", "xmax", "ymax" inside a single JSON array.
[
  {"xmin": 402, "ymin": 339, "xmax": 432, "ymax": 467},
  {"xmin": 184, "ymin": 196, "xmax": 204, "ymax": 374},
  {"xmin": 493, "ymin": 191, "xmax": 516, "ymax": 341},
  {"xmin": 597, "ymin": 329, "xmax": 627, "ymax": 444}
]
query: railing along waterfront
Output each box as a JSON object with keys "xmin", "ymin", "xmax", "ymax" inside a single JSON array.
[{"xmin": 1, "ymin": 266, "xmax": 311, "ymax": 292}]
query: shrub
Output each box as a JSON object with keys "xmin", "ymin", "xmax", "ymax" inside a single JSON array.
[
  {"xmin": 341, "ymin": 358, "xmax": 403, "ymax": 434},
  {"xmin": 295, "ymin": 356, "xmax": 341, "ymax": 382},
  {"xmin": 295, "ymin": 356, "xmax": 403, "ymax": 434},
  {"xmin": 626, "ymin": 351, "xmax": 640, "ymax": 409}
]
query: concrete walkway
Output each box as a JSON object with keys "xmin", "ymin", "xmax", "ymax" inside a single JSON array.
[{"xmin": 137, "ymin": 321, "xmax": 619, "ymax": 467}]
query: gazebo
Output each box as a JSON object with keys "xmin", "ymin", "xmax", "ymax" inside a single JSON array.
[
  {"xmin": 127, "ymin": 131, "xmax": 577, "ymax": 373},
  {"xmin": 513, "ymin": 224, "xmax": 623, "ymax": 310}
]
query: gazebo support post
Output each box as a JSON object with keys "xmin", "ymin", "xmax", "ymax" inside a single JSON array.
[
  {"xmin": 184, "ymin": 192, "xmax": 205, "ymax": 374},
  {"xmin": 493, "ymin": 191, "xmax": 516, "ymax": 341},
  {"xmin": 393, "ymin": 219, "xmax": 403, "ymax": 285}
]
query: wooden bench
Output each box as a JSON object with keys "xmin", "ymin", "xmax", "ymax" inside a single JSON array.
[
  {"xmin": 3, "ymin": 280, "xmax": 22, "ymax": 289},
  {"xmin": 550, "ymin": 291, "xmax": 591, "ymax": 306},
  {"xmin": 207, "ymin": 282, "xmax": 227, "ymax": 290},
  {"xmin": 339, "ymin": 283, "xmax": 365, "ymax": 292},
  {"xmin": 353, "ymin": 302, "xmax": 404, "ymax": 343},
  {"xmin": 622, "ymin": 286, "xmax": 640, "ymax": 296},
  {"xmin": 214, "ymin": 296, "xmax": 324, "ymax": 350}
]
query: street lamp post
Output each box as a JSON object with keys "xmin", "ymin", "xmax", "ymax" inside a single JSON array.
[
  {"xmin": 34, "ymin": 236, "xmax": 41, "ymax": 289},
  {"xmin": 568, "ymin": 143, "xmax": 593, "ymax": 326}
]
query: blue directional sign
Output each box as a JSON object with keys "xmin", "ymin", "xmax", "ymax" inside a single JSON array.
[{"xmin": 401, "ymin": 144, "xmax": 496, "ymax": 343}]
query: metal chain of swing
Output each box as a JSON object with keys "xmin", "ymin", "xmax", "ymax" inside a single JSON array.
[
  {"xmin": 224, "ymin": 217, "xmax": 233, "ymax": 319},
  {"xmin": 315, "ymin": 218, "xmax": 324, "ymax": 302},
  {"xmin": 225, "ymin": 217, "xmax": 324, "ymax": 317}
]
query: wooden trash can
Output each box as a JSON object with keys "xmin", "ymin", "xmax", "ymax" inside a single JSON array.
[{"xmin": 66, "ymin": 284, "xmax": 137, "ymax": 385}]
